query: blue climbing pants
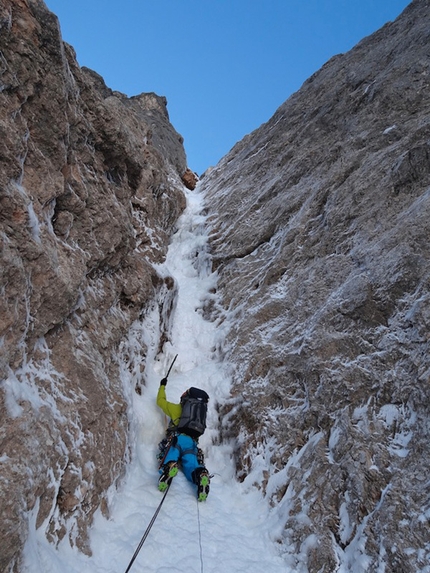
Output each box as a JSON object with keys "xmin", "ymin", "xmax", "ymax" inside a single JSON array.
[{"xmin": 161, "ymin": 433, "xmax": 203, "ymax": 483}]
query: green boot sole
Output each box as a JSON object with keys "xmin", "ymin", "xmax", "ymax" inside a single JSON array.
[{"xmin": 197, "ymin": 474, "xmax": 210, "ymax": 502}]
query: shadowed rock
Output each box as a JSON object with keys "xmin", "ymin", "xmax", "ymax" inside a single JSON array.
[{"xmin": 201, "ymin": 0, "xmax": 430, "ymax": 570}]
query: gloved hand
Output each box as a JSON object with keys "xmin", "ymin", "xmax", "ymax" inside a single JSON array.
[{"xmin": 160, "ymin": 377, "xmax": 168, "ymax": 386}]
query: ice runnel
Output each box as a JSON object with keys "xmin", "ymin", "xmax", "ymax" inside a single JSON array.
[{"xmin": 23, "ymin": 185, "xmax": 287, "ymax": 573}]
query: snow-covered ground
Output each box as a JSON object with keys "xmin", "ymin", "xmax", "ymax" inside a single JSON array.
[{"xmin": 22, "ymin": 186, "xmax": 287, "ymax": 573}]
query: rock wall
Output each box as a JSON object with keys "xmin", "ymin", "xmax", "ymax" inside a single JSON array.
[
  {"xmin": 0, "ymin": 0, "xmax": 188, "ymax": 569},
  {"xmin": 201, "ymin": 0, "xmax": 430, "ymax": 570}
]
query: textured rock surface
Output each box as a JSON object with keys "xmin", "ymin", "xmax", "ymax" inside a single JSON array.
[
  {"xmin": 181, "ymin": 167, "xmax": 199, "ymax": 190},
  {"xmin": 0, "ymin": 0, "xmax": 187, "ymax": 569},
  {"xmin": 201, "ymin": 0, "xmax": 430, "ymax": 570}
]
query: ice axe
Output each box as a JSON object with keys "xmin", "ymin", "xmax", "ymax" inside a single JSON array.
[{"xmin": 161, "ymin": 354, "xmax": 178, "ymax": 385}]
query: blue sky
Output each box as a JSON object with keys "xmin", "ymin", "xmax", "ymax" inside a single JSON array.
[{"xmin": 44, "ymin": 0, "xmax": 411, "ymax": 175}]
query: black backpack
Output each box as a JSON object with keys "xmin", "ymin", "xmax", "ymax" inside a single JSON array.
[{"xmin": 177, "ymin": 387, "xmax": 209, "ymax": 439}]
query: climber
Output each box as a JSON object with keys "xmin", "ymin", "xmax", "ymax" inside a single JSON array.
[{"xmin": 156, "ymin": 377, "xmax": 210, "ymax": 501}]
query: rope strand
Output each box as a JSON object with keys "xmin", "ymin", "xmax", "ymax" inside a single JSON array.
[
  {"xmin": 196, "ymin": 498, "xmax": 204, "ymax": 573},
  {"xmin": 124, "ymin": 484, "xmax": 170, "ymax": 573}
]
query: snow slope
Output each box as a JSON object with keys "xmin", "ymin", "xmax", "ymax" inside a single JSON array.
[{"xmin": 22, "ymin": 186, "xmax": 287, "ymax": 573}]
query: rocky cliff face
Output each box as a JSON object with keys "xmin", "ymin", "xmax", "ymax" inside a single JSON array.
[
  {"xmin": 201, "ymin": 0, "xmax": 430, "ymax": 570},
  {"xmin": 0, "ymin": 0, "xmax": 188, "ymax": 569},
  {"xmin": 2, "ymin": 0, "xmax": 430, "ymax": 571}
]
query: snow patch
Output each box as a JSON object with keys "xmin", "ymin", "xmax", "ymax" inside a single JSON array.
[
  {"xmin": 378, "ymin": 403, "xmax": 416, "ymax": 458},
  {"xmin": 383, "ymin": 125, "xmax": 397, "ymax": 134},
  {"xmin": 1, "ymin": 337, "xmax": 70, "ymax": 419}
]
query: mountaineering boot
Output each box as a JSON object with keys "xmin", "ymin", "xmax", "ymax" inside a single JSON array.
[
  {"xmin": 158, "ymin": 461, "xmax": 178, "ymax": 492},
  {"xmin": 196, "ymin": 469, "xmax": 210, "ymax": 502}
]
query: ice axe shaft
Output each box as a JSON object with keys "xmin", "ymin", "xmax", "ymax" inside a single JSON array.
[{"xmin": 165, "ymin": 354, "xmax": 178, "ymax": 379}]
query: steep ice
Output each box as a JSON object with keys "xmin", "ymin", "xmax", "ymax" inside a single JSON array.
[{"xmin": 22, "ymin": 185, "xmax": 287, "ymax": 573}]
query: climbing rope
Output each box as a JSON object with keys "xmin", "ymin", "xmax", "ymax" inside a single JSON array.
[
  {"xmin": 196, "ymin": 498, "xmax": 205, "ymax": 573},
  {"xmin": 123, "ymin": 484, "xmax": 171, "ymax": 573}
]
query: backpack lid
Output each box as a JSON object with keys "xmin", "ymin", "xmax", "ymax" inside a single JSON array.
[{"xmin": 188, "ymin": 387, "xmax": 209, "ymax": 402}]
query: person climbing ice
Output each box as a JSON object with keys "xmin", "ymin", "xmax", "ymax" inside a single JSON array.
[{"xmin": 156, "ymin": 371, "xmax": 210, "ymax": 502}]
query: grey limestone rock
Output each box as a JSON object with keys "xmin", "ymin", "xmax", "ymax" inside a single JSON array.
[{"xmin": 201, "ymin": 0, "xmax": 430, "ymax": 570}]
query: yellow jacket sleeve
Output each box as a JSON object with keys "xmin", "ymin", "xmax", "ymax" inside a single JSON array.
[{"xmin": 156, "ymin": 385, "xmax": 182, "ymax": 426}]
